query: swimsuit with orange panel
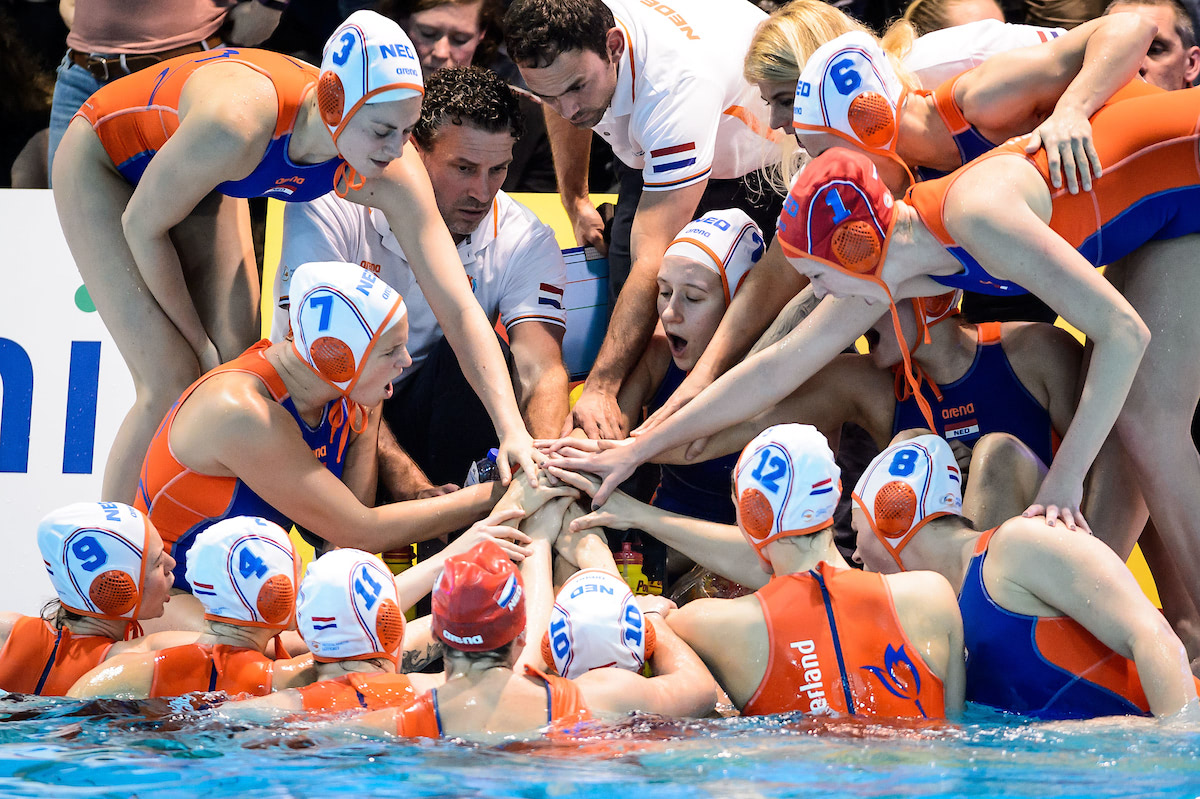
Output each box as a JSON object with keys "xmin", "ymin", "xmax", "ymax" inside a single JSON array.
[
  {"xmin": 909, "ymin": 85, "xmax": 1200, "ymax": 295},
  {"xmin": 74, "ymin": 48, "xmax": 341, "ymax": 201},
  {"xmin": 0, "ymin": 616, "xmax": 115, "ymax": 696},
  {"xmin": 892, "ymin": 322, "xmax": 1056, "ymax": 465},
  {"xmin": 914, "ymin": 71, "xmax": 1001, "ymax": 181},
  {"xmin": 742, "ymin": 561, "xmax": 945, "ymax": 718},
  {"xmin": 135, "ymin": 341, "xmax": 350, "ymax": 592},
  {"xmin": 297, "ymin": 672, "xmax": 418, "ymax": 714},
  {"xmin": 960, "ymin": 528, "xmax": 1200, "ymax": 718},
  {"xmin": 147, "ymin": 643, "xmax": 275, "ymax": 698}
]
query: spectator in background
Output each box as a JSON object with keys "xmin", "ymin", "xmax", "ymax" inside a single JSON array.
[
  {"xmin": 48, "ymin": 0, "xmax": 285, "ymax": 180},
  {"xmin": 903, "ymin": 0, "xmax": 1006, "ymax": 34},
  {"xmin": 1, "ymin": 8, "xmax": 54, "ymax": 187},
  {"xmin": 380, "ymin": 0, "xmax": 558, "ymax": 191},
  {"xmin": 1105, "ymin": 0, "xmax": 1200, "ymax": 88}
]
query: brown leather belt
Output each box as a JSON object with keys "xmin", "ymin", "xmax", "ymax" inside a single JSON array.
[{"xmin": 68, "ymin": 33, "xmax": 225, "ymax": 81}]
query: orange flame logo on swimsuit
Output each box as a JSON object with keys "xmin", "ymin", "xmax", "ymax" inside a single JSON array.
[{"xmin": 853, "ymin": 435, "xmax": 962, "ymax": 571}]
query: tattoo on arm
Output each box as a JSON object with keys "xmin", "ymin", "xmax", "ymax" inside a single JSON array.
[{"xmin": 401, "ymin": 640, "xmax": 443, "ymax": 673}]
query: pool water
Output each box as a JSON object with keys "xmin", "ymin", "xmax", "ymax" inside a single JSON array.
[{"xmin": 0, "ymin": 695, "xmax": 1197, "ymax": 798}]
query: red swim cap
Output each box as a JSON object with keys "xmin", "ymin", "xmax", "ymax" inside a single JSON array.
[
  {"xmin": 777, "ymin": 148, "xmax": 897, "ymax": 281},
  {"xmin": 432, "ymin": 540, "xmax": 525, "ymax": 653}
]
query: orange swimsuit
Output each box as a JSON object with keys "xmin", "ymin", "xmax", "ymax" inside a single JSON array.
[
  {"xmin": 147, "ymin": 643, "xmax": 274, "ymax": 698},
  {"xmin": 135, "ymin": 341, "xmax": 349, "ymax": 593},
  {"xmin": 0, "ymin": 616, "xmax": 115, "ymax": 696},
  {"xmin": 297, "ymin": 672, "xmax": 418, "ymax": 714},
  {"xmin": 742, "ymin": 562, "xmax": 945, "ymax": 718},
  {"xmin": 909, "ymin": 85, "xmax": 1200, "ymax": 295}
]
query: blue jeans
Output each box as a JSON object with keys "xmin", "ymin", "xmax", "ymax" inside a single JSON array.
[{"xmin": 47, "ymin": 55, "xmax": 104, "ymax": 186}]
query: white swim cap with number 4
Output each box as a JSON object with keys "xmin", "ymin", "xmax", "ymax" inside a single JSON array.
[{"xmin": 186, "ymin": 517, "xmax": 299, "ymax": 628}]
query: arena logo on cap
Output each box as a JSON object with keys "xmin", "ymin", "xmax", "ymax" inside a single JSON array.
[{"xmin": 442, "ymin": 630, "xmax": 485, "ymax": 646}]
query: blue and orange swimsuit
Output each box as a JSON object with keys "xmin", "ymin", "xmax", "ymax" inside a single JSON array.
[
  {"xmin": 75, "ymin": 48, "xmax": 341, "ymax": 201},
  {"xmin": 910, "ymin": 85, "xmax": 1200, "ymax": 295},
  {"xmin": 959, "ymin": 528, "xmax": 1200, "ymax": 718},
  {"xmin": 135, "ymin": 341, "xmax": 349, "ymax": 592},
  {"xmin": 892, "ymin": 322, "xmax": 1057, "ymax": 464}
]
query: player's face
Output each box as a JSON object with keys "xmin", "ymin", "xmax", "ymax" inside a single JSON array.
[
  {"xmin": 758, "ymin": 79, "xmax": 798, "ymax": 132},
  {"xmin": 800, "ymin": 260, "xmax": 889, "ymax": 306},
  {"xmin": 657, "ymin": 257, "xmax": 726, "ymax": 372},
  {"xmin": 405, "ymin": 0, "xmax": 485, "ymax": 71},
  {"xmin": 336, "ymin": 98, "xmax": 423, "ymax": 178},
  {"xmin": 352, "ymin": 318, "xmax": 413, "ymax": 406},
  {"xmin": 139, "ymin": 529, "xmax": 176, "ymax": 619},
  {"xmin": 1110, "ymin": 4, "xmax": 1200, "ymax": 90},
  {"xmin": 797, "ymin": 130, "xmax": 912, "ymax": 195},
  {"xmin": 851, "ymin": 508, "xmax": 898, "ymax": 574},
  {"xmin": 417, "ymin": 122, "xmax": 515, "ymax": 240},
  {"xmin": 521, "ymin": 42, "xmax": 620, "ymax": 129}
]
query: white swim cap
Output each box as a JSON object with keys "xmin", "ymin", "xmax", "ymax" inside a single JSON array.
[
  {"xmin": 297, "ymin": 549, "xmax": 405, "ymax": 664},
  {"xmin": 664, "ymin": 209, "xmax": 766, "ymax": 305},
  {"xmin": 38, "ymin": 502, "xmax": 154, "ymax": 622},
  {"xmin": 318, "ymin": 10, "xmax": 424, "ymax": 145},
  {"xmin": 185, "ymin": 517, "xmax": 298, "ymax": 629},
  {"xmin": 733, "ymin": 424, "xmax": 841, "ymax": 570},
  {"xmin": 793, "ymin": 32, "xmax": 906, "ymax": 159},
  {"xmin": 853, "ymin": 434, "xmax": 963, "ymax": 571},
  {"xmin": 542, "ymin": 569, "xmax": 655, "ymax": 679},
  {"xmin": 289, "ymin": 261, "xmax": 407, "ymax": 394}
]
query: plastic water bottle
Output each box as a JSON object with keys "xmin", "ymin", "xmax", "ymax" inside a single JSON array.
[
  {"xmin": 464, "ymin": 448, "xmax": 501, "ymax": 486},
  {"xmin": 614, "ymin": 541, "xmax": 662, "ymax": 596}
]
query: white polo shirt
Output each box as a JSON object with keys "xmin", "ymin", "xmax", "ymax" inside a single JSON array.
[
  {"xmin": 903, "ymin": 19, "xmax": 1065, "ymax": 88},
  {"xmin": 274, "ymin": 190, "xmax": 567, "ymax": 384},
  {"xmin": 593, "ymin": 0, "xmax": 780, "ymax": 191}
]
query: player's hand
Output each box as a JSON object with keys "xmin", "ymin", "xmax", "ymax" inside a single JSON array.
[
  {"xmin": 563, "ymin": 385, "xmax": 626, "ymax": 440},
  {"xmin": 1023, "ymin": 471, "xmax": 1091, "ymax": 534},
  {"xmin": 496, "ymin": 429, "xmax": 543, "ymax": 485},
  {"xmin": 567, "ymin": 199, "xmax": 608, "ymax": 256},
  {"xmin": 448, "ymin": 508, "xmax": 532, "ymax": 562},
  {"xmin": 414, "ymin": 483, "xmax": 460, "ymax": 499},
  {"xmin": 1025, "ymin": 111, "xmax": 1101, "ymax": 194},
  {"xmin": 496, "ymin": 467, "xmax": 577, "ymax": 516},
  {"xmin": 197, "ymin": 339, "xmax": 222, "ymax": 373},
  {"xmin": 948, "ymin": 439, "xmax": 973, "ymax": 479},
  {"xmin": 636, "ymin": 594, "xmax": 677, "ymax": 618}
]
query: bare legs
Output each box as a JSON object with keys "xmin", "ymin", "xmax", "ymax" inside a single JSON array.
[{"xmin": 52, "ymin": 120, "xmax": 257, "ymax": 502}]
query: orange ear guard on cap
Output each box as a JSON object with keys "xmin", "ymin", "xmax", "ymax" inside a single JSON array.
[
  {"xmin": 847, "ymin": 91, "xmax": 898, "ymax": 150},
  {"xmin": 256, "ymin": 574, "xmax": 297, "ymax": 625},
  {"xmin": 90, "ymin": 570, "xmax": 140, "ymax": 616},
  {"xmin": 317, "ymin": 71, "xmax": 346, "ymax": 128},
  {"xmin": 375, "ymin": 599, "xmax": 405, "ymax": 654}
]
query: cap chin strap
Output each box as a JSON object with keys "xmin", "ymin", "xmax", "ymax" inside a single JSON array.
[
  {"xmin": 334, "ymin": 161, "xmax": 367, "ymax": 198},
  {"xmin": 746, "ymin": 518, "xmax": 835, "ymax": 571},
  {"xmin": 884, "ymin": 291, "xmax": 937, "ymax": 432},
  {"xmin": 854, "ymin": 493, "xmax": 952, "ymax": 572}
]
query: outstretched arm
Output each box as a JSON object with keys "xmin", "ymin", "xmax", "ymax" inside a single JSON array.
[
  {"xmin": 350, "ymin": 145, "xmax": 537, "ymax": 484},
  {"xmin": 554, "ymin": 293, "xmax": 883, "ymax": 505},
  {"xmin": 963, "ymin": 12, "xmax": 1156, "ymax": 192},
  {"xmin": 947, "ymin": 162, "xmax": 1149, "ymax": 529}
]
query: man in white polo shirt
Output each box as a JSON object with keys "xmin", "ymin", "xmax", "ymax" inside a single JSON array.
[
  {"xmin": 274, "ymin": 66, "xmax": 568, "ymax": 495},
  {"xmin": 504, "ymin": 0, "xmax": 784, "ymax": 439}
]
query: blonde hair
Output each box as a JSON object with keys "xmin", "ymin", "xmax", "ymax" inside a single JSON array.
[{"xmin": 743, "ymin": 0, "xmax": 870, "ymax": 85}]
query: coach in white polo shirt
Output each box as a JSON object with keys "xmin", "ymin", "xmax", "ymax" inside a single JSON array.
[
  {"xmin": 504, "ymin": 0, "xmax": 786, "ymax": 440},
  {"xmin": 274, "ymin": 67, "xmax": 568, "ymax": 494}
]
